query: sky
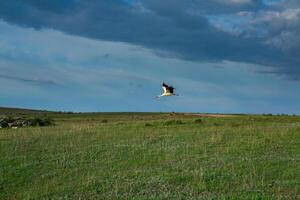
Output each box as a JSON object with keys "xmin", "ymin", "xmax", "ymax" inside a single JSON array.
[{"xmin": 0, "ymin": 0, "xmax": 300, "ymax": 114}]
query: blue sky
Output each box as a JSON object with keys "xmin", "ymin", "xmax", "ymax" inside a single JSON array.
[{"xmin": 0, "ymin": 0, "xmax": 300, "ymax": 114}]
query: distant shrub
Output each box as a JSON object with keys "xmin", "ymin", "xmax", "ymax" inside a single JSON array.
[
  {"xmin": 212, "ymin": 122, "xmax": 223, "ymax": 126},
  {"xmin": 0, "ymin": 121, "xmax": 9, "ymax": 128},
  {"xmin": 264, "ymin": 113, "xmax": 273, "ymax": 116},
  {"xmin": 29, "ymin": 117, "xmax": 54, "ymax": 127},
  {"xmin": 101, "ymin": 119, "xmax": 108, "ymax": 123},
  {"xmin": 145, "ymin": 123, "xmax": 153, "ymax": 127},
  {"xmin": 194, "ymin": 118, "xmax": 203, "ymax": 124},
  {"xmin": 164, "ymin": 120, "xmax": 183, "ymax": 125}
]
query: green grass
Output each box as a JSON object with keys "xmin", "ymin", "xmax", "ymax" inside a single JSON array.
[{"xmin": 0, "ymin": 112, "xmax": 299, "ymax": 199}]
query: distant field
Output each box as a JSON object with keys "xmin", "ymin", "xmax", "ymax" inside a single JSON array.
[{"xmin": 0, "ymin": 108, "xmax": 299, "ymax": 199}]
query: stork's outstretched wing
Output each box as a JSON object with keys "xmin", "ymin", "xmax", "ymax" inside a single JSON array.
[
  {"xmin": 162, "ymin": 83, "xmax": 169, "ymax": 88},
  {"xmin": 162, "ymin": 83, "xmax": 175, "ymax": 94},
  {"xmin": 168, "ymin": 86, "xmax": 174, "ymax": 94}
]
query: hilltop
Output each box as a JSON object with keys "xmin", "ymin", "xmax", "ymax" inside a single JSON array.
[{"xmin": 0, "ymin": 107, "xmax": 52, "ymax": 115}]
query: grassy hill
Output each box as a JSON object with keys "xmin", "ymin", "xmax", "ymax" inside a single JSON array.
[
  {"xmin": 0, "ymin": 107, "xmax": 52, "ymax": 116},
  {"xmin": 0, "ymin": 109, "xmax": 299, "ymax": 199}
]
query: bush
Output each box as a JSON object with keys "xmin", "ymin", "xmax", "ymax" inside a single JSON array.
[
  {"xmin": 213, "ymin": 122, "xmax": 223, "ymax": 126},
  {"xmin": 145, "ymin": 123, "xmax": 153, "ymax": 127},
  {"xmin": 164, "ymin": 120, "xmax": 183, "ymax": 125},
  {"xmin": 101, "ymin": 119, "xmax": 108, "ymax": 123},
  {"xmin": 0, "ymin": 121, "xmax": 9, "ymax": 128},
  {"xmin": 29, "ymin": 117, "xmax": 54, "ymax": 127},
  {"xmin": 263, "ymin": 113, "xmax": 273, "ymax": 116},
  {"xmin": 194, "ymin": 118, "xmax": 203, "ymax": 124}
]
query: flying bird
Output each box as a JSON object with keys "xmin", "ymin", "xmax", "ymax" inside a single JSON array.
[{"xmin": 156, "ymin": 83, "xmax": 178, "ymax": 98}]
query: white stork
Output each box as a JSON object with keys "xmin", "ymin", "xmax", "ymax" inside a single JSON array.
[{"xmin": 156, "ymin": 83, "xmax": 178, "ymax": 98}]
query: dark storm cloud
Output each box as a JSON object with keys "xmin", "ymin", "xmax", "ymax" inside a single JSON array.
[
  {"xmin": 142, "ymin": 0, "xmax": 265, "ymax": 15},
  {"xmin": 0, "ymin": 0, "xmax": 299, "ymax": 79}
]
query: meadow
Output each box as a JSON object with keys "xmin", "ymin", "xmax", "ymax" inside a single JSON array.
[{"xmin": 0, "ymin": 110, "xmax": 299, "ymax": 199}]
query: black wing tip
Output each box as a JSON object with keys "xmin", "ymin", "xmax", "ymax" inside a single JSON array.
[{"xmin": 162, "ymin": 82, "xmax": 175, "ymax": 89}]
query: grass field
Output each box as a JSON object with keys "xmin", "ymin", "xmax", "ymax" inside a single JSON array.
[{"xmin": 0, "ymin": 109, "xmax": 299, "ymax": 199}]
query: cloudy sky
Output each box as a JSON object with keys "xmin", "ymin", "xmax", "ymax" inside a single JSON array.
[{"xmin": 0, "ymin": 0, "xmax": 300, "ymax": 114}]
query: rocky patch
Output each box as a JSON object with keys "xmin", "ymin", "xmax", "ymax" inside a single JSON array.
[{"xmin": 0, "ymin": 116, "xmax": 54, "ymax": 129}]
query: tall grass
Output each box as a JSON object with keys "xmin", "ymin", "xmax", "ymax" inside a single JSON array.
[{"xmin": 0, "ymin": 114, "xmax": 299, "ymax": 199}]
